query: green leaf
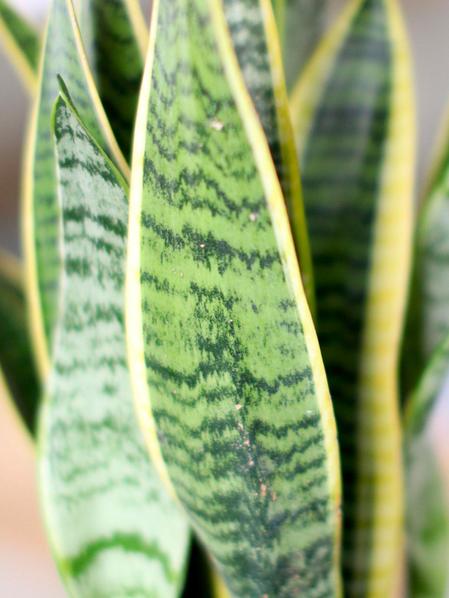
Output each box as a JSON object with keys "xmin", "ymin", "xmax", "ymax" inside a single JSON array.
[
  {"xmin": 76, "ymin": 0, "xmax": 147, "ymax": 158},
  {"xmin": 223, "ymin": 0, "xmax": 315, "ymax": 313},
  {"xmin": 23, "ymin": 0, "xmax": 128, "ymax": 379},
  {"xmin": 0, "ymin": 252, "xmax": 39, "ymax": 434},
  {"xmin": 273, "ymin": 0, "xmax": 327, "ymax": 90},
  {"xmin": 39, "ymin": 90, "xmax": 190, "ymax": 597},
  {"xmin": 127, "ymin": 0, "xmax": 341, "ymax": 596},
  {"xmin": 290, "ymin": 0, "xmax": 415, "ymax": 593},
  {"xmin": 0, "ymin": 0, "xmax": 39, "ymax": 92},
  {"xmin": 402, "ymin": 106, "xmax": 449, "ymax": 395},
  {"xmin": 405, "ymin": 337, "xmax": 449, "ymax": 598}
]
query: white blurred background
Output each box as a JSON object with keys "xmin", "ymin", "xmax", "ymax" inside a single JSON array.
[{"xmin": 0, "ymin": 0, "xmax": 448, "ymax": 595}]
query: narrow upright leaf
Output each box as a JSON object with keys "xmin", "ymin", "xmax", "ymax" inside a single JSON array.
[
  {"xmin": 223, "ymin": 0, "xmax": 315, "ymax": 313},
  {"xmin": 290, "ymin": 0, "xmax": 415, "ymax": 594},
  {"xmin": 77, "ymin": 0, "xmax": 147, "ymax": 158},
  {"xmin": 127, "ymin": 0, "xmax": 341, "ymax": 596},
  {"xmin": 405, "ymin": 336, "xmax": 449, "ymax": 598},
  {"xmin": 23, "ymin": 0, "xmax": 128, "ymax": 379},
  {"xmin": 40, "ymin": 91, "xmax": 190, "ymax": 597},
  {"xmin": 0, "ymin": 0, "xmax": 39, "ymax": 92},
  {"xmin": 273, "ymin": 0, "xmax": 327, "ymax": 90},
  {"xmin": 0, "ymin": 252, "xmax": 39, "ymax": 434},
  {"xmin": 402, "ymin": 105, "xmax": 449, "ymax": 395}
]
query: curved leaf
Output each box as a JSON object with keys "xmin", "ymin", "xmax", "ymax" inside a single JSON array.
[
  {"xmin": 405, "ymin": 336, "xmax": 449, "ymax": 598},
  {"xmin": 223, "ymin": 0, "xmax": 314, "ymax": 312},
  {"xmin": 290, "ymin": 0, "xmax": 415, "ymax": 593},
  {"xmin": 127, "ymin": 0, "xmax": 341, "ymax": 596},
  {"xmin": 23, "ymin": 0, "xmax": 128, "ymax": 379},
  {"xmin": 77, "ymin": 0, "xmax": 147, "ymax": 158},
  {"xmin": 0, "ymin": 252, "xmax": 39, "ymax": 434},
  {"xmin": 273, "ymin": 0, "xmax": 327, "ymax": 90},
  {"xmin": 0, "ymin": 0, "xmax": 39, "ymax": 92},
  {"xmin": 39, "ymin": 90, "xmax": 190, "ymax": 597},
  {"xmin": 402, "ymin": 105, "xmax": 449, "ymax": 395}
]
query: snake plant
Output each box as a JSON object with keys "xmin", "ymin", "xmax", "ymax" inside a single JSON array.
[{"xmin": 0, "ymin": 0, "xmax": 448, "ymax": 596}]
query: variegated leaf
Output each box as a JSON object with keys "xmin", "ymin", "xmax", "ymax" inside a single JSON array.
[
  {"xmin": 127, "ymin": 0, "xmax": 341, "ymax": 595},
  {"xmin": 23, "ymin": 0, "xmax": 128, "ymax": 379},
  {"xmin": 39, "ymin": 89, "xmax": 190, "ymax": 597},
  {"xmin": 290, "ymin": 0, "xmax": 415, "ymax": 593}
]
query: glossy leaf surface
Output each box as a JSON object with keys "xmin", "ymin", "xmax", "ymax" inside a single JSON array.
[
  {"xmin": 405, "ymin": 336, "xmax": 449, "ymax": 598},
  {"xmin": 77, "ymin": 0, "xmax": 147, "ymax": 158},
  {"xmin": 40, "ymin": 91, "xmax": 189, "ymax": 597},
  {"xmin": 273, "ymin": 0, "xmax": 327, "ymax": 90},
  {"xmin": 290, "ymin": 0, "xmax": 415, "ymax": 593},
  {"xmin": 223, "ymin": 0, "xmax": 314, "ymax": 310},
  {"xmin": 127, "ymin": 0, "xmax": 341, "ymax": 595},
  {"xmin": 0, "ymin": 252, "xmax": 39, "ymax": 434},
  {"xmin": 0, "ymin": 0, "xmax": 39, "ymax": 92},
  {"xmin": 23, "ymin": 0, "xmax": 127, "ymax": 378}
]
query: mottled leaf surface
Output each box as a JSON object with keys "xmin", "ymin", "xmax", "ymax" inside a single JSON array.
[
  {"xmin": 405, "ymin": 337, "xmax": 449, "ymax": 598},
  {"xmin": 39, "ymin": 92, "xmax": 189, "ymax": 597},
  {"xmin": 127, "ymin": 0, "xmax": 341, "ymax": 596},
  {"xmin": 273, "ymin": 0, "xmax": 327, "ymax": 89},
  {"xmin": 0, "ymin": 0, "xmax": 39, "ymax": 91},
  {"xmin": 223, "ymin": 0, "xmax": 314, "ymax": 310},
  {"xmin": 24, "ymin": 0, "xmax": 127, "ymax": 377},
  {"xmin": 290, "ymin": 0, "xmax": 415, "ymax": 594},
  {"xmin": 0, "ymin": 253, "xmax": 39, "ymax": 434},
  {"xmin": 77, "ymin": 0, "xmax": 146, "ymax": 158}
]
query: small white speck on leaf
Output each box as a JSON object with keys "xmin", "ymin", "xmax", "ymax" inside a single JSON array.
[
  {"xmin": 210, "ymin": 118, "xmax": 224, "ymax": 131},
  {"xmin": 235, "ymin": 403, "xmax": 242, "ymax": 411},
  {"xmin": 199, "ymin": 243, "xmax": 206, "ymax": 249},
  {"xmin": 249, "ymin": 211, "xmax": 259, "ymax": 222}
]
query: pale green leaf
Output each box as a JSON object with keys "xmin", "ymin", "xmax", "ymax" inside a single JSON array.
[
  {"xmin": 290, "ymin": 0, "xmax": 415, "ymax": 593},
  {"xmin": 23, "ymin": 0, "xmax": 128, "ymax": 379},
  {"xmin": 39, "ymin": 90, "xmax": 190, "ymax": 597},
  {"xmin": 127, "ymin": 0, "xmax": 341, "ymax": 595}
]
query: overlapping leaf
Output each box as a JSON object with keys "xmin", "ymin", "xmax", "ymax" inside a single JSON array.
[
  {"xmin": 223, "ymin": 0, "xmax": 314, "ymax": 310},
  {"xmin": 272, "ymin": 0, "xmax": 327, "ymax": 90},
  {"xmin": 39, "ymin": 90, "xmax": 190, "ymax": 597},
  {"xmin": 76, "ymin": 0, "xmax": 147, "ymax": 158},
  {"xmin": 405, "ymin": 336, "xmax": 449, "ymax": 597},
  {"xmin": 0, "ymin": 252, "xmax": 39, "ymax": 434},
  {"xmin": 402, "ymin": 106, "xmax": 449, "ymax": 395},
  {"xmin": 23, "ymin": 0, "xmax": 128, "ymax": 378},
  {"xmin": 127, "ymin": 0, "xmax": 341, "ymax": 595},
  {"xmin": 0, "ymin": 0, "xmax": 39, "ymax": 92},
  {"xmin": 290, "ymin": 0, "xmax": 415, "ymax": 593}
]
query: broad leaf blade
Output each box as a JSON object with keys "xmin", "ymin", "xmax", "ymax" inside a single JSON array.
[
  {"xmin": 39, "ymin": 91, "xmax": 190, "ymax": 597},
  {"xmin": 405, "ymin": 337, "xmax": 449, "ymax": 598},
  {"xmin": 273, "ymin": 0, "xmax": 327, "ymax": 90},
  {"xmin": 23, "ymin": 0, "xmax": 128, "ymax": 379},
  {"xmin": 77, "ymin": 0, "xmax": 147, "ymax": 158},
  {"xmin": 127, "ymin": 0, "xmax": 341, "ymax": 596},
  {"xmin": 0, "ymin": 252, "xmax": 39, "ymax": 434},
  {"xmin": 0, "ymin": 0, "xmax": 39, "ymax": 92},
  {"xmin": 223, "ymin": 0, "xmax": 315, "ymax": 312},
  {"xmin": 290, "ymin": 0, "xmax": 415, "ymax": 593}
]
